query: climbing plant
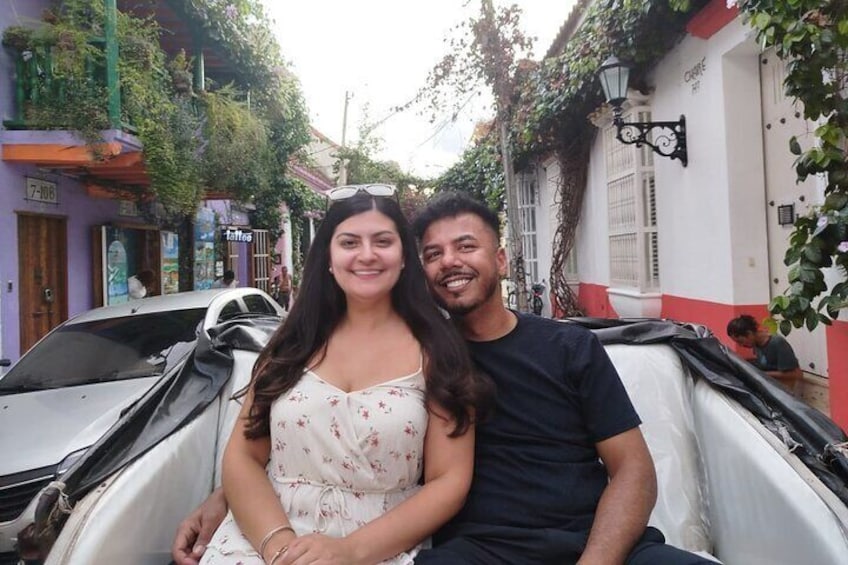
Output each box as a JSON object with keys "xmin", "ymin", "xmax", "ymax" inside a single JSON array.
[
  {"xmin": 727, "ymin": 0, "xmax": 848, "ymax": 333},
  {"xmin": 431, "ymin": 0, "xmax": 703, "ymax": 315},
  {"xmin": 1, "ymin": 0, "xmax": 311, "ymax": 224},
  {"xmin": 436, "ymin": 133, "xmax": 504, "ymax": 212}
]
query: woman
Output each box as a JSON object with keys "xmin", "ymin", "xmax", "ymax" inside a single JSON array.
[{"xmin": 201, "ymin": 186, "xmax": 490, "ymax": 565}]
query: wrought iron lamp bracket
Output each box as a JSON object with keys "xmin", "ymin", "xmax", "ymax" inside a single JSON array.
[{"xmin": 612, "ymin": 112, "xmax": 688, "ymax": 167}]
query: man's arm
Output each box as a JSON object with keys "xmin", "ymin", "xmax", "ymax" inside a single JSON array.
[
  {"xmin": 766, "ymin": 338, "xmax": 802, "ymax": 388},
  {"xmin": 765, "ymin": 366, "xmax": 802, "ymax": 386},
  {"xmin": 171, "ymin": 487, "xmax": 228, "ymax": 565},
  {"xmin": 578, "ymin": 427, "xmax": 657, "ymax": 565}
]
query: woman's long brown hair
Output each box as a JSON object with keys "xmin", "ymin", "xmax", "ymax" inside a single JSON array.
[{"xmin": 240, "ymin": 193, "xmax": 492, "ymax": 440}]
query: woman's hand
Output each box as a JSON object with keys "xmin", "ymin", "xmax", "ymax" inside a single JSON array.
[{"xmin": 278, "ymin": 533, "xmax": 360, "ymax": 565}]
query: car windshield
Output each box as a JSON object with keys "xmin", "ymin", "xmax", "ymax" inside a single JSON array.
[{"xmin": 0, "ymin": 308, "xmax": 206, "ymax": 393}]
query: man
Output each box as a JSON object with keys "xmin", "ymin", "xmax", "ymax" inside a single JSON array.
[
  {"xmin": 211, "ymin": 270, "xmax": 237, "ymax": 289},
  {"xmin": 173, "ymin": 192, "xmax": 710, "ymax": 564},
  {"xmin": 277, "ymin": 265, "xmax": 292, "ymax": 311},
  {"xmin": 726, "ymin": 314, "xmax": 802, "ymax": 392},
  {"xmin": 128, "ymin": 269, "xmax": 155, "ymax": 300}
]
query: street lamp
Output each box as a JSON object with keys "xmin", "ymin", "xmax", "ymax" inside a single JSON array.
[{"xmin": 598, "ymin": 56, "xmax": 688, "ymax": 167}]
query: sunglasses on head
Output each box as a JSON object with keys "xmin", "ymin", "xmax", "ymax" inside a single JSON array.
[{"xmin": 326, "ymin": 184, "xmax": 398, "ymax": 203}]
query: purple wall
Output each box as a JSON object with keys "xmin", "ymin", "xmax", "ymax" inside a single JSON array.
[
  {"xmin": 205, "ymin": 200, "xmax": 259, "ymax": 287},
  {"xmin": 0, "ymin": 1, "xmax": 157, "ymax": 363}
]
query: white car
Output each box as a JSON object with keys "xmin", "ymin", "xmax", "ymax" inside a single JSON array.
[{"xmin": 0, "ymin": 288, "xmax": 283, "ymax": 561}]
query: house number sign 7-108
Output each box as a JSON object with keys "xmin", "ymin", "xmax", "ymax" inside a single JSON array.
[{"xmin": 25, "ymin": 177, "xmax": 59, "ymax": 204}]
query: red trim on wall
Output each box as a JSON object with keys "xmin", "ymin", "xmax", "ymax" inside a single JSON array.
[
  {"xmin": 826, "ymin": 321, "xmax": 848, "ymax": 431},
  {"xmin": 661, "ymin": 294, "xmax": 769, "ymax": 351},
  {"xmin": 686, "ymin": 0, "xmax": 739, "ymax": 39},
  {"xmin": 577, "ymin": 283, "xmax": 617, "ymax": 318}
]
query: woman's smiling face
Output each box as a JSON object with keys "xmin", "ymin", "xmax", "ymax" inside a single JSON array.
[{"xmin": 329, "ymin": 208, "xmax": 404, "ymax": 303}]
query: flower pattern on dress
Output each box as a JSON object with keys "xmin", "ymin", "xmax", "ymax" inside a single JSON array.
[{"xmin": 202, "ymin": 368, "xmax": 427, "ymax": 565}]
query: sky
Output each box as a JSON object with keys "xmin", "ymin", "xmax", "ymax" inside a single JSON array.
[{"xmin": 264, "ymin": 1, "xmax": 578, "ymax": 179}]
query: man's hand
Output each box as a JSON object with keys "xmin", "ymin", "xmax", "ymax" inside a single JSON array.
[
  {"xmin": 172, "ymin": 488, "xmax": 228, "ymax": 565},
  {"xmin": 278, "ymin": 533, "xmax": 359, "ymax": 565}
]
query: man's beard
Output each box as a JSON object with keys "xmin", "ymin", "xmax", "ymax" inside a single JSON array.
[{"xmin": 431, "ymin": 275, "xmax": 500, "ymax": 317}]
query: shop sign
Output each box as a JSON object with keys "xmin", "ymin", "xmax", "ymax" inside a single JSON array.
[
  {"xmin": 118, "ymin": 200, "xmax": 140, "ymax": 217},
  {"xmin": 25, "ymin": 177, "xmax": 58, "ymax": 204},
  {"xmin": 221, "ymin": 227, "xmax": 254, "ymax": 243}
]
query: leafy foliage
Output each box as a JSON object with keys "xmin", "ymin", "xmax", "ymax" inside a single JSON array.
[
  {"xmin": 729, "ymin": 0, "xmax": 848, "ymax": 332},
  {"xmin": 421, "ymin": 0, "xmax": 536, "ymax": 310},
  {"xmin": 334, "ymin": 115, "xmax": 432, "ymax": 220},
  {"xmin": 419, "ymin": 1, "xmax": 533, "ymax": 123},
  {"xmin": 2, "ymin": 0, "xmax": 311, "ymax": 225},
  {"xmin": 436, "ymin": 133, "xmax": 504, "ymax": 211}
]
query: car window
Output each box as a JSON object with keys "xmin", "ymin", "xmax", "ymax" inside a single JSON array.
[
  {"xmin": 0, "ymin": 308, "xmax": 206, "ymax": 392},
  {"xmin": 218, "ymin": 300, "xmax": 242, "ymax": 322},
  {"xmin": 243, "ymin": 294, "xmax": 277, "ymax": 315}
]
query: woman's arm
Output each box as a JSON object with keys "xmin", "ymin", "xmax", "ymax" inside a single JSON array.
[
  {"xmin": 280, "ymin": 403, "xmax": 475, "ymax": 565},
  {"xmin": 223, "ymin": 387, "xmax": 297, "ymax": 561}
]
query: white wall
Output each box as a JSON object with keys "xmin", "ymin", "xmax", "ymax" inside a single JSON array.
[
  {"xmin": 574, "ymin": 130, "xmax": 611, "ymax": 285},
  {"xmin": 540, "ymin": 16, "xmax": 776, "ymax": 310},
  {"xmin": 649, "ymin": 18, "xmax": 770, "ymax": 305},
  {"xmin": 537, "ymin": 157, "xmax": 556, "ymax": 285}
]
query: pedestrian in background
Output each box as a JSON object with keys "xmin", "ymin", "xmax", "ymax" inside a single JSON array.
[
  {"xmin": 212, "ymin": 270, "xmax": 237, "ymax": 289},
  {"xmin": 128, "ymin": 269, "xmax": 155, "ymax": 300},
  {"xmin": 727, "ymin": 314, "xmax": 803, "ymax": 394},
  {"xmin": 277, "ymin": 265, "xmax": 292, "ymax": 311}
]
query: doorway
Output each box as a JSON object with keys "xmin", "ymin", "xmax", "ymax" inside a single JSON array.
[
  {"xmin": 17, "ymin": 213, "xmax": 68, "ymax": 354},
  {"xmin": 759, "ymin": 47, "xmax": 828, "ymax": 377}
]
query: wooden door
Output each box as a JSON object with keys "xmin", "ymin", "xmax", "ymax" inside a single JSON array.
[{"xmin": 18, "ymin": 214, "xmax": 68, "ymax": 354}]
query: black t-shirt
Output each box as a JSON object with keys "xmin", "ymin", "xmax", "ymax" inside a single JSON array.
[{"xmin": 449, "ymin": 313, "xmax": 641, "ymax": 533}]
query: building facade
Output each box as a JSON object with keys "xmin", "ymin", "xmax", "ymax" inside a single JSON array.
[
  {"xmin": 0, "ymin": 0, "xmax": 308, "ymax": 366},
  {"xmin": 527, "ymin": 0, "xmax": 848, "ymax": 427}
]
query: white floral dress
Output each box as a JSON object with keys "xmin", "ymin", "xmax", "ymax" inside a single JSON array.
[{"xmin": 201, "ymin": 367, "xmax": 428, "ymax": 564}]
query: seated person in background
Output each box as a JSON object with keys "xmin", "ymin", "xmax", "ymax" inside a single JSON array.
[
  {"xmin": 211, "ymin": 270, "xmax": 237, "ymax": 289},
  {"xmin": 727, "ymin": 314, "xmax": 803, "ymax": 392},
  {"xmin": 128, "ymin": 269, "xmax": 155, "ymax": 300}
]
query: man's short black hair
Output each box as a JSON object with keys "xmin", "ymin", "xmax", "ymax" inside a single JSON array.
[
  {"xmin": 412, "ymin": 191, "xmax": 500, "ymax": 241},
  {"xmin": 727, "ymin": 314, "xmax": 758, "ymax": 337},
  {"xmin": 223, "ymin": 270, "xmax": 235, "ymax": 282}
]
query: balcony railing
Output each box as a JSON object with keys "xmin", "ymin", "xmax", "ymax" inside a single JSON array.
[{"xmin": 4, "ymin": 38, "xmax": 135, "ymax": 134}]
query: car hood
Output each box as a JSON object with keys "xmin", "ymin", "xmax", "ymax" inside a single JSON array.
[{"xmin": 0, "ymin": 377, "xmax": 160, "ymax": 477}]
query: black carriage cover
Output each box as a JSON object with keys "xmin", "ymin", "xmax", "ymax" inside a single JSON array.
[
  {"xmin": 33, "ymin": 317, "xmax": 848, "ymax": 549},
  {"xmin": 33, "ymin": 316, "xmax": 280, "ymax": 548}
]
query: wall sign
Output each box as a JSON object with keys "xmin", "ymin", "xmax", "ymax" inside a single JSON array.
[
  {"xmin": 221, "ymin": 227, "xmax": 254, "ymax": 243},
  {"xmin": 25, "ymin": 177, "xmax": 58, "ymax": 204},
  {"xmin": 683, "ymin": 56, "xmax": 707, "ymax": 95},
  {"xmin": 118, "ymin": 200, "xmax": 140, "ymax": 217}
]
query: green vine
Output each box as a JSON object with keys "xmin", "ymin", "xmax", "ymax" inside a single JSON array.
[
  {"xmin": 2, "ymin": 0, "xmax": 311, "ymax": 228},
  {"xmin": 439, "ymin": 0, "xmax": 848, "ymax": 331},
  {"xmin": 733, "ymin": 0, "xmax": 848, "ymax": 333},
  {"xmin": 436, "ymin": 134, "xmax": 505, "ymax": 211},
  {"xmin": 436, "ymin": 0, "xmax": 703, "ymax": 192}
]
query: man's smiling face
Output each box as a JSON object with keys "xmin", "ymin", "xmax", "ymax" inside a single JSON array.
[{"xmin": 419, "ymin": 213, "xmax": 506, "ymax": 316}]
